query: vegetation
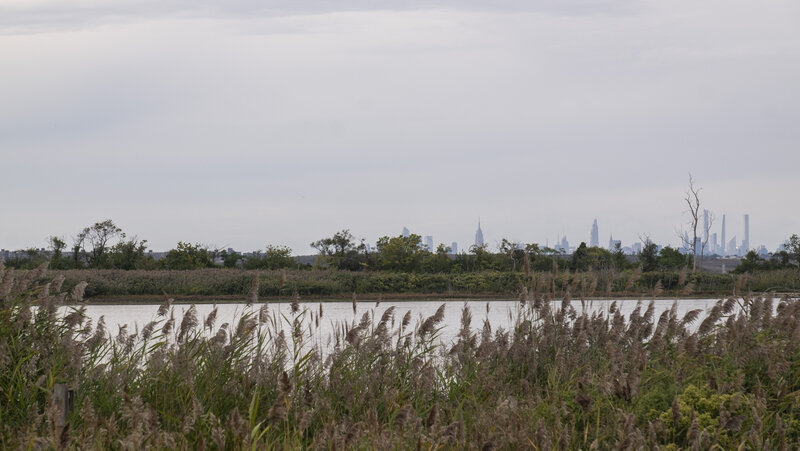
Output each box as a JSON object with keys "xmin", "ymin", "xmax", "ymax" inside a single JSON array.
[
  {"xmin": 3, "ymin": 262, "xmax": 800, "ymax": 449},
  {"xmin": 5, "ymin": 222, "xmax": 800, "ymax": 300},
  {"xmin": 41, "ymin": 266, "xmax": 798, "ymax": 300}
]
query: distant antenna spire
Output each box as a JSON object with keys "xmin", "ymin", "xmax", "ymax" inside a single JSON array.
[{"xmin": 474, "ymin": 218, "xmax": 484, "ymax": 247}]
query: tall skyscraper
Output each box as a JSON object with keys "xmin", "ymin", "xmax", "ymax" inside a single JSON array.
[
  {"xmin": 474, "ymin": 220, "xmax": 484, "ymax": 248},
  {"xmin": 608, "ymin": 235, "xmax": 621, "ymax": 251},
  {"xmin": 721, "ymin": 214, "xmax": 726, "ymax": 256},
  {"xmin": 590, "ymin": 219, "xmax": 599, "ymax": 247},
  {"xmin": 450, "ymin": 242, "xmax": 458, "ymax": 255},
  {"xmin": 424, "ymin": 235, "xmax": 434, "ymax": 252},
  {"xmin": 727, "ymin": 236, "xmax": 737, "ymax": 256},
  {"xmin": 559, "ymin": 236, "xmax": 570, "ymax": 253},
  {"xmin": 402, "ymin": 227, "xmax": 410, "ymax": 238},
  {"xmin": 743, "ymin": 214, "xmax": 750, "ymax": 254}
]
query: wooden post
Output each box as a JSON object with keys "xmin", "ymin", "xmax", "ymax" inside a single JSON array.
[{"xmin": 52, "ymin": 384, "xmax": 74, "ymax": 429}]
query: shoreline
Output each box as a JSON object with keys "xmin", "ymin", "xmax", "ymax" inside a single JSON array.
[{"xmin": 71, "ymin": 291, "xmax": 798, "ymax": 305}]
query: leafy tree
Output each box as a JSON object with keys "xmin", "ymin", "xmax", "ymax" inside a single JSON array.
[
  {"xmin": 244, "ymin": 245, "xmax": 296, "ymax": 270},
  {"xmin": 639, "ymin": 240, "xmax": 659, "ymax": 272},
  {"xmin": 162, "ymin": 242, "xmax": 215, "ymax": 270},
  {"xmin": 4, "ymin": 248, "xmax": 48, "ymax": 269},
  {"xmin": 108, "ymin": 238, "xmax": 150, "ymax": 270},
  {"xmin": 265, "ymin": 245, "xmax": 296, "ymax": 269},
  {"xmin": 375, "ymin": 234, "xmax": 426, "ymax": 272},
  {"xmin": 76, "ymin": 219, "xmax": 123, "ymax": 268},
  {"xmin": 610, "ymin": 242, "xmax": 631, "ymax": 270},
  {"xmin": 786, "ymin": 234, "xmax": 800, "ymax": 267},
  {"xmin": 733, "ymin": 250, "xmax": 764, "ymax": 274},
  {"xmin": 421, "ymin": 244, "xmax": 454, "ymax": 273},
  {"xmin": 220, "ymin": 249, "xmax": 242, "ymax": 268},
  {"xmin": 460, "ymin": 244, "xmax": 502, "ymax": 272},
  {"xmin": 657, "ymin": 246, "xmax": 687, "ymax": 270},
  {"xmin": 311, "ymin": 230, "xmax": 365, "ymax": 271},
  {"xmin": 498, "ymin": 238, "xmax": 525, "ymax": 271},
  {"xmin": 47, "ymin": 236, "xmax": 69, "ymax": 269},
  {"xmin": 773, "ymin": 250, "xmax": 793, "ymax": 268},
  {"xmin": 571, "ymin": 242, "xmax": 590, "ymax": 271}
]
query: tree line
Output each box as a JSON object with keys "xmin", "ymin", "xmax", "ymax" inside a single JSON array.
[
  {"xmin": 0, "ymin": 220, "xmax": 711, "ymax": 273},
  {"xmin": 5, "ymin": 220, "xmax": 799, "ymax": 274}
]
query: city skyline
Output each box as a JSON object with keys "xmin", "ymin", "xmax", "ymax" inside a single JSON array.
[{"xmin": 3, "ymin": 212, "xmax": 784, "ymax": 259}]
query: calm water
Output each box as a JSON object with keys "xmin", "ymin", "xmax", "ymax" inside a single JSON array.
[{"xmin": 64, "ymin": 298, "xmax": 720, "ymax": 350}]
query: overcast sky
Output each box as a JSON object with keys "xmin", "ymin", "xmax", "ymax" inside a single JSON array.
[{"xmin": 2, "ymin": 0, "xmax": 799, "ymax": 254}]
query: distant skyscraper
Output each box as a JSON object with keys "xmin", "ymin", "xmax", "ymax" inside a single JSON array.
[
  {"xmin": 474, "ymin": 220, "xmax": 484, "ymax": 248},
  {"xmin": 743, "ymin": 214, "xmax": 750, "ymax": 254},
  {"xmin": 424, "ymin": 235, "xmax": 434, "ymax": 252},
  {"xmin": 727, "ymin": 236, "xmax": 737, "ymax": 256},
  {"xmin": 558, "ymin": 236, "xmax": 570, "ymax": 253},
  {"xmin": 721, "ymin": 214, "xmax": 726, "ymax": 255},
  {"xmin": 590, "ymin": 219, "xmax": 599, "ymax": 247},
  {"xmin": 611, "ymin": 239, "xmax": 622, "ymax": 251},
  {"xmin": 450, "ymin": 242, "xmax": 458, "ymax": 255},
  {"xmin": 402, "ymin": 227, "xmax": 410, "ymax": 237},
  {"xmin": 608, "ymin": 235, "xmax": 620, "ymax": 251}
]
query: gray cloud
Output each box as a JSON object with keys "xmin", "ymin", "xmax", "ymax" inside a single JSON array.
[
  {"xmin": 1, "ymin": 1, "xmax": 799, "ymax": 253},
  {"xmin": 0, "ymin": 0, "xmax": 635, "ymax": 34}
]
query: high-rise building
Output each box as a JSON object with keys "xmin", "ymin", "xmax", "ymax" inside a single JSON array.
[
  {"xmin": 424, "ymin": 235, "xmax": 434, "ymax": 252},
  {"xmin": 590, "ymin": 219, "xmax": 599, "ymax": 247},
  {"xmin": 721, "ymin": 214, "xmax": 726, "ymax": 256},
  {"xmin": 475, "ymin": 220, "xmax": 484, "ymax": 248},
  {"xmin": 743, "ymin": 214, "xmax": 750, "ymax": 254},
  {"xmin": 608, "ymin": 235, "xmax": 621, "ymax": 251},
  {"xmin": 557, "ymin": 236, "xmax": 569, "ymax": 253},
  {"xmin": 727, "ymin": 236, "xmax": 737, "ymax": 256},
  {"xmin": 450, "ymin": 242, "xmax": 458, "ymax": 255},
  {"xmin": 402, "ymin": 227, "xmax": 410, "ymax": 238}
]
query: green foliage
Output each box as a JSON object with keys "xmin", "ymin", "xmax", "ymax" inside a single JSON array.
[
  {"xmin": 76, "ymin": 219, "xmax": 123, "ymax": 268},
  {"xmin": 311, "ymin": 230, "xmax": 366, "ymax": 271},
  {"xmin": 786, "ymin": 234, "xmax": 800, "ymax": 265},
  {"xmin": 2, "ymin": 248, "xmax": 49, "ymax": 269},
  {"xmin": 244, "ymin": 245, "xmax": 299, "ymax": 270},
  {"xmin": 375, "ymin": 234, "xmax": 426, "ymax": 272},
  {"xmin": 639, "ymin": 240, "xmax": 659, "ymax": 272},
  {"xmin": 658, "ymin": 246, "xmax": 688, "ymax": 270},
  {"xmin": 107, "ymin": 238, "xmax": 151, "ymax": 270},
  {"xmin": 162, "ymin": 242, "xmax": 215, "ymax": 270},
  {"xmin": 571, "ymin": 243, "xmax": 621, "ymax": 272}
]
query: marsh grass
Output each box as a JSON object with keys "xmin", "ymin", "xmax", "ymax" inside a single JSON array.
[
  {"xmin": 49, "ymin": 267, "xmax": 795, "ymax": 301},
  {"xmin": 2, "ymin": 261, "xmax": 800, "ymax": 448}
]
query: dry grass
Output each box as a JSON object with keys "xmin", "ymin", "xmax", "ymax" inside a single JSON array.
[{"xmin": 2, "ymin": 261, "xmax": 800, "ymax": 448}]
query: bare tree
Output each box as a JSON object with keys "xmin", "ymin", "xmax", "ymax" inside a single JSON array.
[
  {"xmin": 679, "ymin": 175, "xmax": 703, "ymax": 272},
  {"xmin": 700, "ymin": 209, "xmax": 715, "ymax": 262}
]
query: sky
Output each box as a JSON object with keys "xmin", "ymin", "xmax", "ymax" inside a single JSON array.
[{"xmin": 1, "ymin": 0, "xmax": 799, "ymax": 254}]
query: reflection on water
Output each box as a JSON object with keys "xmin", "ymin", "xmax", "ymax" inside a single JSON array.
[{"xmin": 63, "ymin": 298, "xmax": 720, "ymax": 350}]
